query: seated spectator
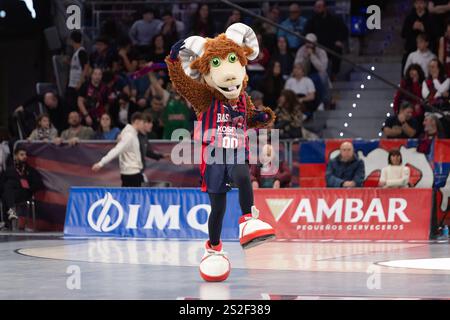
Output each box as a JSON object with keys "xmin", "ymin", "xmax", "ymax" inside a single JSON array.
[
  {"xmin": 394, "ymin": 63, "xmax": 425, "ymax": 119},
  {"xmin": 117, "ymin": 37, "xmax": 138, "ymax": 73},
  {"xmin": 251, "ymin": 144, "xmax": 291, "ymax": 189},
  {"xmin": 89, "ymin": 36, "xmax": 116, "ymax": 70},
  {"xmin": 28, "ymin": 114, "xmax": 58, "ymax": 141},
  {"xmin": 274, "ymin": 90, "xmax": 304, "ymax": 139},
  {"xmin": 0, "ymin": 147, "xmax": 43, "ymax": 229},
  {"xmin": 189, "ymin": 4, "xmax": 216, "ymax": 38},
  {"xmin": 304, "ymin": 0, "xmax": 348, "ymax": 79},
  {"xmin": 94, "ymin": 113, "xmax": 121, "ymax": 140},
  {"xmin": 295, "ymin": 33, "xmax": 331, "ymax": 109},
  {"xmin": 259, "ymin": 60, "xmax": 285, "ymax": 108},
  {"xmin": 401, "ymin": 0, "xmax": 438, "ymax": 72},
  {"xmin": 326, "ymin": 142, "xmax": 365, "ymax": 188},
  {"xmin": 13, "ymin": 91, "xmax": 68, "ymax": 136},
  {"xmin": 404, "ymin": 33, "xmax": 436, "ymax": 77},
  {"xmin": 159, "ymin": 10, "xmax": 185, "ymax": 45},
  {"xmin": 162, "ymin": 88, "xmax": 192, "ymax": 140},
  {"xmin": 438, "ymin": 21, "xmax": 450, "ymax": 76},
  {"xmin": 249, "ymin": 91, "xmax": 265, "ymax": 112},
  {"xmin": 284, "ymin": 63, "xmax": 317, "ymax": 113},
  {"xmin": 271, "ymin": 36, "xmax": 294, "ymax": 79},
  {"xmin": 148, "ymin": 34, "xmax": 169, "ymax": 64},
  {"xmin": 78, "ymin": 68, "xmax": 109, "ymax": 129},
  {"xmin": 103, "ymin": 70, "xmax": 128, "ymax": 107},
  {"xmin": 379, "ymin": 149, "xmax": 410, "ymax": 188},
  {"xmin": 57, "ymin": 111, "xmax": 95, "ymax": 145},
  {"xmin": 383, "ymin": 102, "xmax": 419, "ymax": 139},
  {"xmin": 247, "ymin": 33, "xmax": 271, "ymax": 89},
  {"xmin": 418, "ymin": 114, "xmax": 447, "ymax": 153},
  {"xmin": 422, "ymin": 58, "xmax": 450, "ymax": 109},
  {"xmin": 129, "ymin": 7, "xmax": 162, "ymax": 54},
  {"xmin": 110, "ymin": 93, "xmax": 139, "ymax": 129},
  {"xmin": 277, "ymin": 3, "xmax": 307, "ymax": 54}
]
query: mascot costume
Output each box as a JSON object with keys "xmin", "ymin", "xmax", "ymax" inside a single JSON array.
[{"xmin": 165, "ymin": 23, "xmax": 276, "ymax": 282}]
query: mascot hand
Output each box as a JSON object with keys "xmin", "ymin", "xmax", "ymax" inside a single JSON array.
[
  {"xmin": 169, "ymin": 39, "xmax": 185, "ymax": 61},
  {"xmin": 232, "ymin": 115, "xmax": 245, "ymax": 129},
  {"xmin": 252, "ymin": 112, "xmax": 270, "ymax": 123}
]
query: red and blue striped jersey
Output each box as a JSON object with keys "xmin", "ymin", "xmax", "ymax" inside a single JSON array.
[{"xmin": 194, "ymin": 93, "xmax": 249, "ymax": 150}]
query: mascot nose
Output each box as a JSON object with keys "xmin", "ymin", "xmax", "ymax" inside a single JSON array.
[{"xmin": 224, "ymin": 75, "xmax": 237, "ymax": 82}]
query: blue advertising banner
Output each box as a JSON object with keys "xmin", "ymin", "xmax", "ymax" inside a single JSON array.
[{"xmin": 64, "ymin": 188, "xmax": 241, "ymax": 239}]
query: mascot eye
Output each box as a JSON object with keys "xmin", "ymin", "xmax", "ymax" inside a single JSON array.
[
  {"xmin": 228, "ymin": 53, "xmax": 237, "ymax": 63},
  {"xmin": 211, "ymin": 57, "xmax": 221, "ymax": 67}
]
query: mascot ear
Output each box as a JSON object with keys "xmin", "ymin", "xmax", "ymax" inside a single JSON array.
[
  {"xmin": 179, "ymin": 36, "xmax": 206, "ymax": 80},
  {"xmin": 225, "ymin": 23, "xmax": 259, "ymax": 61}
]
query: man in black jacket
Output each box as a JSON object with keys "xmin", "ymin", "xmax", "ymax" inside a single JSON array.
[
  {"xmin": 401, "ymin": 0, "xmax": 438, "ymax": 72},
  {"xmin": 0, "ymin": 147, "xmax": 43, "ymax": 229},
  {"xmin": 304, "ymin": 0, "xmax": 349, "ymax": 78}
]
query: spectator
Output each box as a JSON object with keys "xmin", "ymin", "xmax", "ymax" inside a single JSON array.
[
  {"xmin": 277, "ymin": 3, "xmax": 307, "ymax": 54},
  {"xmin": 394, "ymin": 63, "xmax": 425, "ymax": 118},
  {"xmin": 251, "ymin": 144, "xmax": 291, "ymax": 189},
  {"xmin": 270, "ymin": 36, "xmax": 294, "ymax": 79},
  {"xmin": 401, "ymin": 0, "xmax": 438, "ymax": 72},
  {"xmin": 253, "ymin": 5, "xmax": 280, "ymax": 50},
  {"xmin": 284, "ymin": 63, "xmax": 317, "ymax": 113},
  {"xmin": 89, "ymin": 36, "xmax": 116, "ymax": 70},
  {"xmin": 92, "ymin": 112, "xmax": 146, "ymax": 187},
  {"xmin": 117, "ymin": 37, "xmax": 138, "ymax": 73},
  {"xmin": 427, "ymin": 0, "xmax": 450, "ymax": 37},
  {"xmin": 295, "ymin": 33, "xmax": 331, "ymax": 109},
  {"xmin": 28, "ymin": 114, "xmax": 58, "ymax": 142},
  {"xmin": 0, "ymin": 147, "xmax": 43, "ymax": 229},
  {"xmin": 94, "ymin": 113, "xmax": 121, "ymax": 140},
  {"xmin": 57, "ymin": 111, "xmax": 95, "ymax": 145},
  {"xmin": 148, "ymin": 34, "xmax": 169, "ymax": 64},
  {"xmin": 224, "ymin": 9, "xmax": 242, "ymax": 29},
  {"xmin": 110, "ymin": 93, "xmax": 139, "ymax": 129},
  {"xmin": 159, "ymin": 10, "xmax": 185, "ymax": 45},
  {"xmin": 404, "ymin": 33, "xmax": 437, "ymax": 77},
  {"xmin": 422, "ymin": 58, "xmax": 450, "ymax": 108},
  {"xmin": 438, "ymin": 21, "xmax": 450, "ymax": 76},
  {"xmin": 259, "ymin": 60, "xmax": 285, "ymax": 108},
  {"xmin": 13, "ymin": 91, "xmax": 68, "ymax": 135},
  {"xmin": 247, "ymin": 33, "xmax": 271, "ymax": 88},
  {"xmin": 326, "ymin": 142, "xmax": 365, "ymax": 188},
  {"xmin": 162, "ymin": 88, "xmax": 192, "ymax": 140},
  {"xmin": 189, "ymin": 4, "xmax": 216, "ymax": 38},
  {"xmin": 129, "ymin": 7, "xmax": 162, "ymax": 52},
  {"xmin": 304, "ymin": 0, "xmax": 349, "ymax": 78},
  {"xmin": 132, "ymin": 57, "xmax": 153, "ymax": 107},
  {"xmin": 249, "ymin": 91, "xmax": 265, "ymax": 111},
  {"xmin": 417, "ymin": 114, "xmax": 447, "ymax": 153},
  {"xmin": 78, "ymin": 68, "xmax": 109, "ymax": 128},
  {"xmin": 274, "ymin": 90, "xmax": 304, "ymax": 139},
  {"xmin": 379, "ymin": 149, "xmax": 410, "ymax": 188},
  {"xmin": 382, "ymin": 102, "xmax": 419, "ymax": 139},
  {"xmin": 103, "ymin": 70, "xmax": 131, "ymax": 107},
  {"xmin": 67, "ymin": 30, "xmax": 89, "ymax": 111}
]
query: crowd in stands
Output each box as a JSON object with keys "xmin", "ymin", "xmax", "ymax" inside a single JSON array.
[
  {"xmin": 8, "ymin": 1, "xmax": 347, "ymax": 145},
  {"xmin": 392, "ymin": 0, "xmax": 450, "ymax": 148}
]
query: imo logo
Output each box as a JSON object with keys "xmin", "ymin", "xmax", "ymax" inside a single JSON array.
[{"xmin": 87, "ymin": 192, "xmax": 124, "ymax": 232}]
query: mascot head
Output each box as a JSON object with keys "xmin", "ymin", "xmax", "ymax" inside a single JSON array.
[{"xmin": 178, "ymin": 23, "xmax": 259, "ymax": 100}]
